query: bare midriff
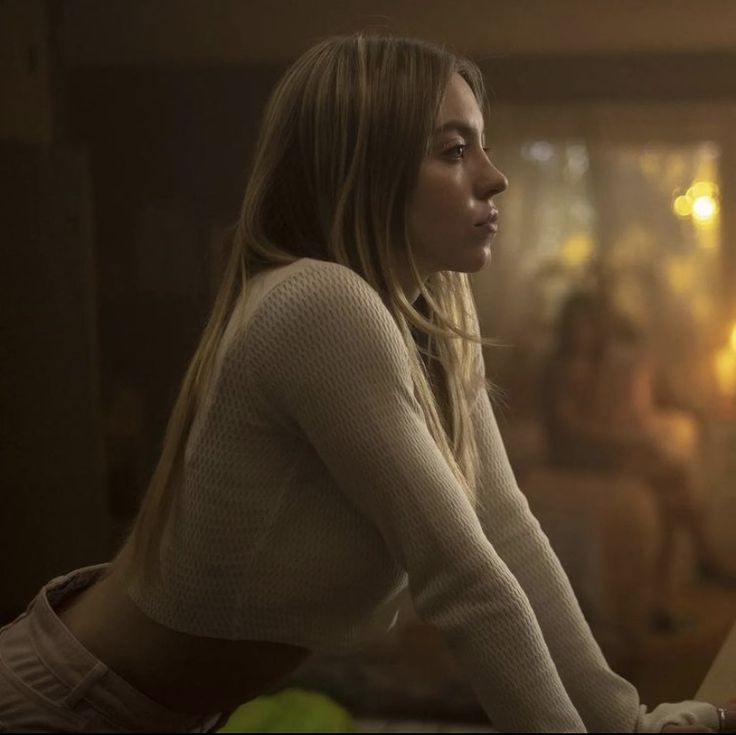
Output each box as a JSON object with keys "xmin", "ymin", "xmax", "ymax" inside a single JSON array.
[{"xmin": 55, "ymin": 567, "xmax": 312, "ymax": 717}]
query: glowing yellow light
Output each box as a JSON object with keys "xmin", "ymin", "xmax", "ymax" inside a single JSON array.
[
  {"xmin": 560, "ymin": 232, "xmax": 593, "ymax": 267},
  {"xmin": 673, "ymin": 195, "xmax": 692, "ymax": 218},
  {"xmin": 673, "ymin": 180, "xmax": 720, "ymax": 223},
  {"xmin": 688, "ymin": 181, "xmax": 718, "ymax": 199},
  {"xmin": 692, "ymin": 195, "xmax": 719, "ymax": 222},
  {"xmin": 714, "ymin": 323, "xmax": 736, "ymax": 398},
  {"xmin": 715, "ymin": 347, "xmax": 736, "ymax": 396}
]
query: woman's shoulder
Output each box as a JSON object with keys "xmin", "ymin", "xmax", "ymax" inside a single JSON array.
[
  {"xmin": 240, "ymin": 257, "xmax": 398, "ymax": 361},
  {"xmin": 241, "ymin": 258, "xmax": 411, "ymax": 409},
  {"xmin": 250, "ymin": 257, "xmax": 388, "ymax": 321},
  {"xmin": 298, "ymin": 257, "xmax": 381, "ymax": 292}
]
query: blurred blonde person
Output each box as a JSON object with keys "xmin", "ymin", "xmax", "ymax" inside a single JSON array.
[{"xmin": 544, "ymin": 294, "xmax": 735, "ymax": 631}]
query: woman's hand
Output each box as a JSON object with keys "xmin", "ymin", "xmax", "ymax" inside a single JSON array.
[{"xmin": 661, "ymin": 701, "xmax": 736, "ymax": 733}]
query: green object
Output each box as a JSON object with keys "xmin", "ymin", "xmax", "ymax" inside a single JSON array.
[{"xmin": 216, "ymin": 687, "xmax": 357, "ymax": 733}]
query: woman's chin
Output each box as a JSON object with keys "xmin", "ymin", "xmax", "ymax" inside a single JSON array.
[
  {"xmin": 461, "ymin": 244, "xmax": 492, "ymax": 272},
  {"xmin": 423, "ymin": 245, "xmax": 492, "ymax": 277}
]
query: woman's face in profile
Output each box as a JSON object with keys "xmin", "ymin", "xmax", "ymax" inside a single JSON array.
[{"xmin": 407, "ymin": 72, "xmax": 508, "ymax": 282}]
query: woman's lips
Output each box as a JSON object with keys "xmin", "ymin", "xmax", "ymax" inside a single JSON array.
[
  {"xmin": 477, "ymin": 221, "xmax": 498, "ymax": 233},
  {"xmin": 474, "ymin": 209, "xmax": 499, "ymax": 232}
]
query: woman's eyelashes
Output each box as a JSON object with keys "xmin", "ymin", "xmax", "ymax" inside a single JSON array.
[{"xmin": 443, "ymin": 142, "xmax": 491, "ymax": 160}]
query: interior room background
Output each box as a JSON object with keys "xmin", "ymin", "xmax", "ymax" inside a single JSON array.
[{"xmin": 2, "ymin": 0, "xmax": 735, "ymax": 723}]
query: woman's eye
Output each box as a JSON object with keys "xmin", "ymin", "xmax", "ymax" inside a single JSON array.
[{"xmin": 446, "ymin": 144, "xmax": 466, "ymax": 159}]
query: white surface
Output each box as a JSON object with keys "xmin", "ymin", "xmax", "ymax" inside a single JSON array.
[{"xmin": 696, "ymin": 621, "xmax": 736, "ymax": 703}]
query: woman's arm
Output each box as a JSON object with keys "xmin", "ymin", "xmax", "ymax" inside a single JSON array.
[
  {"xmin": 245, "ymin": 262, "xmax": 586, "ymax": 732},
  {"xmin": 468, "ymin": 325, "xmax": 719, "ymax": 732}
]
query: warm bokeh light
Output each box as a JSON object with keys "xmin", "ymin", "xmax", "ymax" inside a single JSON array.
[
  {"xmin": 715, "ymin": 349, "xmax": 736, "ymax": 397},
  {"xmin": 691, "ymin": 194, "xmax": 718, "ymax": 222},
  {"xmin": 689, "ymin": 181, "xmax": 718, "ymax": 199},
  {"xmin": 673, "ymin": 195, "xmax": 691, "ymax": 218},
  {"xmin": 671, "ymin": 180, "xmax": 720, "ymax": 224},
  {"xmin": 560, "ymin": 232, "xmax": 593, "ymax": 267},
  {"xmin": 714, "ymin": 323, "xmax": 736, "ymax": 398}
]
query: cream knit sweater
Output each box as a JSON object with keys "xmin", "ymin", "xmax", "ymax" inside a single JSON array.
[{"xmin": 128, "ymin": 257, "xmax": 717, "ymax": 732}]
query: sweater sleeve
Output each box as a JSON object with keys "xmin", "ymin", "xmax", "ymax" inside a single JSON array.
[
  {"xmin": 244, "ymin": 262, "xmax": 586, "ymax": 732},
  {"xmin": 467, "ymin": 315, "xmax": 720, "ymax": 733}
]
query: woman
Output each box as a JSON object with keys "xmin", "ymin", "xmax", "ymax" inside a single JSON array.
[
  {"xmin": 541, "ymin": 291, "xmax": 609, "ymax": 472},
  {"xmin": 1, "ymin": 33, "xmax": 733, "ymax": 733},
  {"xmin": 542, "ymin": 291, "xmax": 735, "ymax": 630}
]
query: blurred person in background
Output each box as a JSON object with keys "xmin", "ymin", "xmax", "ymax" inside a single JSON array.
[{"xmin": 542, "ymin": 289, "xmax": 736, "ymax": 630}]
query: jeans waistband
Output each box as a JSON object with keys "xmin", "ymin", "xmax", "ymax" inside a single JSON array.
[{"xmin": 28, "ymin": 562, "xmax": 224, "ymax": 732}]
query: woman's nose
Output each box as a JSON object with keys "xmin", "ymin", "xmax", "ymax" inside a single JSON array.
[{"xmin": 478, "ymin": 161, "xmax": 508, "ymax": 200}]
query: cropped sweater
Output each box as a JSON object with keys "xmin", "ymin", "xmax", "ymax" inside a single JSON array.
[{"xmin": 128, "ymin": 257, "xmax": 717, "ymax": 732}]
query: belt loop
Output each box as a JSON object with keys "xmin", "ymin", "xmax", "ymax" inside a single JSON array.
[{"xmin": 62, "ymin": 660, "xmax": 109, "ymax": 708}]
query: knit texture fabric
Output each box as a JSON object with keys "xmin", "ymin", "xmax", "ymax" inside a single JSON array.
[{"xmin": 128, "ymin": 257, "xmax": 717, "ymax": 733}]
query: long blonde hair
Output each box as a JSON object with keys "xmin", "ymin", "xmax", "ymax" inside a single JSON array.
[{"xmin": 111, "ymin": 32, "xmax": 499, "ymax": 589}]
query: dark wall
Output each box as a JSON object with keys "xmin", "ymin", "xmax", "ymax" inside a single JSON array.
[
  {"xmin": 64, "ymin": 64, "xmax": 284, "ymax": 530},
  {"xmin": 479, "ymin": 52, "xmax": 736, "ymax": 103},
  {"xmin": 0, "ymin": 144, "xmax": 108, "ymax": 616}
]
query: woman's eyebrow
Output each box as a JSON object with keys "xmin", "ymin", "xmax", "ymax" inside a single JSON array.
[{"xmin": 433, "ymin": 120, "xmax": 485, "ymax": 140}]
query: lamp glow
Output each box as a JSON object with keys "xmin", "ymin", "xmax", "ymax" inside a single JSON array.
[
  {"xmin": 672, "ymin": 180, "xmax": 720, "ymax": 223},
  {"xmin": 673, "ymin": 195, "xmax": 691, "ymax": 218},
  {"xmin": 560, "ymin": 232, "xmax": 593, "ymax": 267},
  {"xmin": 691, "ymin": 195, "xmax": 718, "ymax": 222},
  {"xmin": 714, "ymin": 323, "xmax": 736, "ymax": 400}
]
